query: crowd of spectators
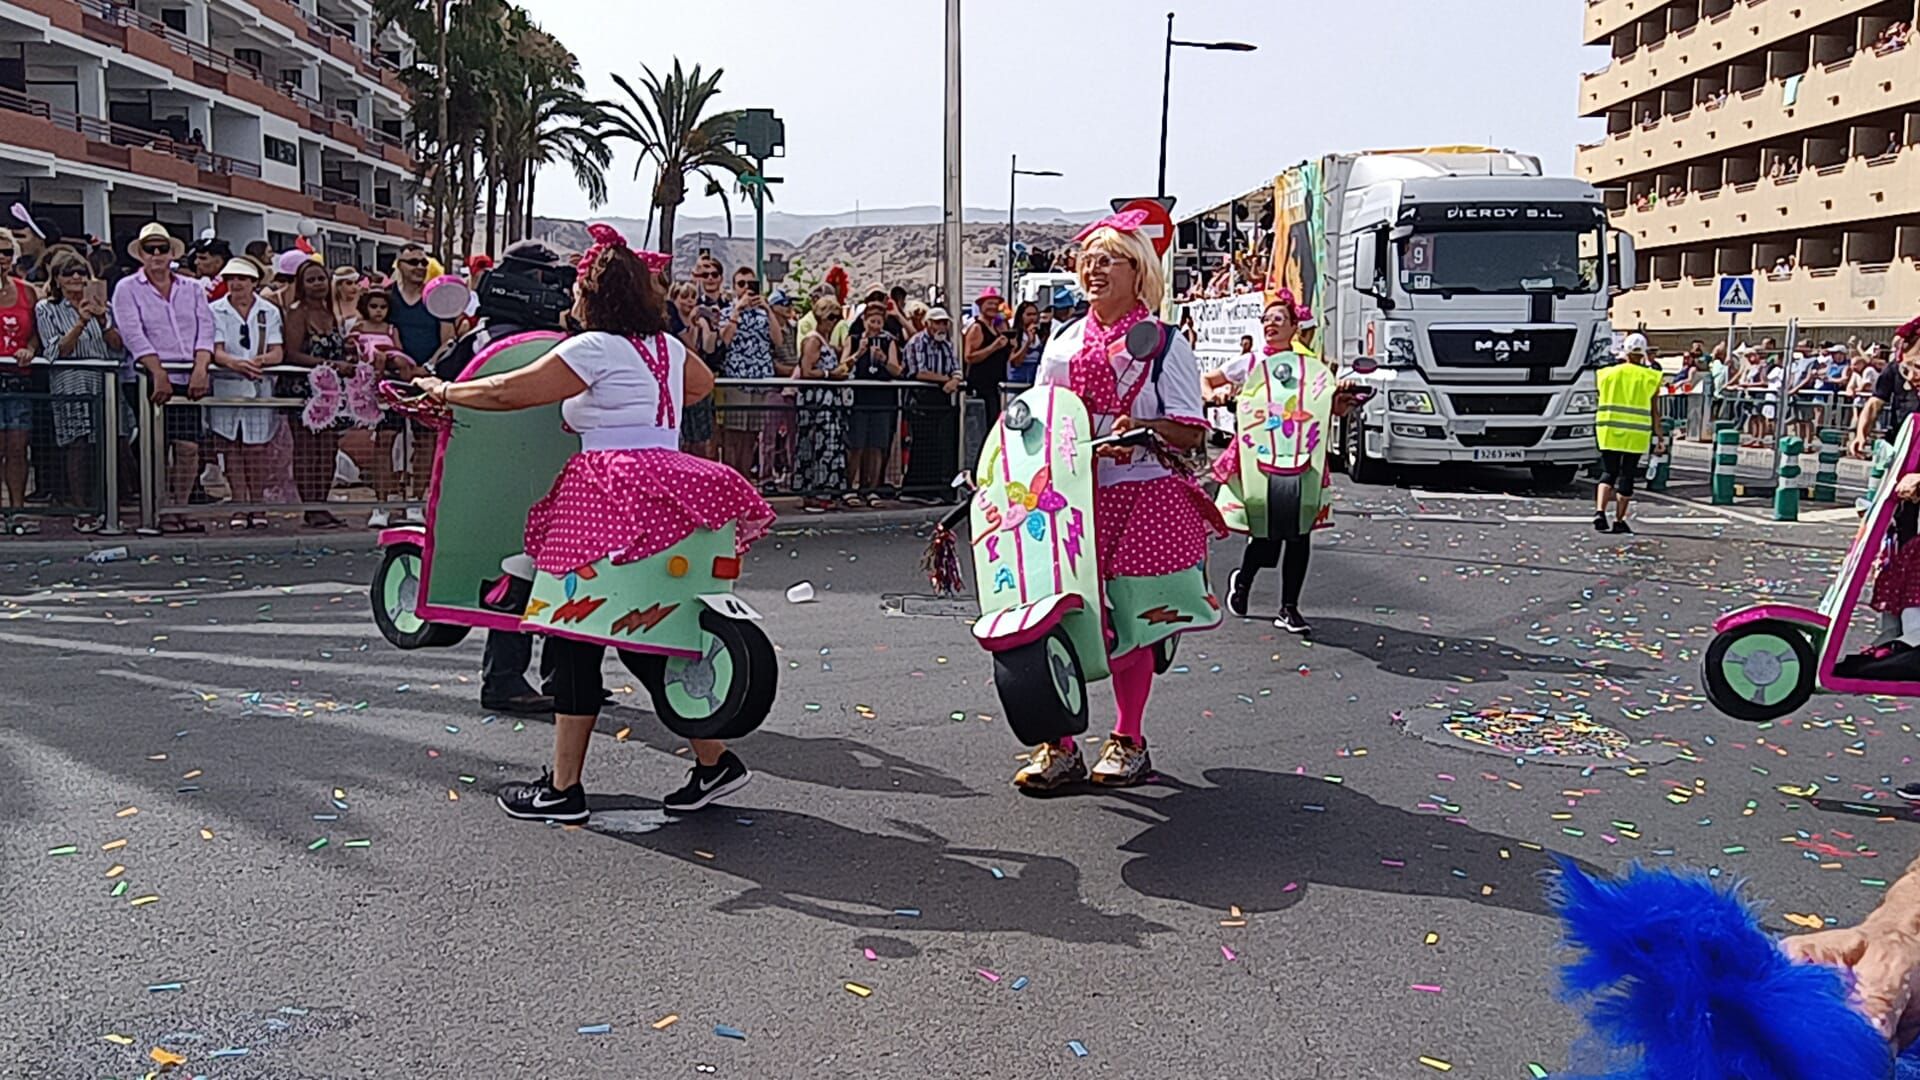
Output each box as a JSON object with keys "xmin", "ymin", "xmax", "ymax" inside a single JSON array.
[
  {"xmin": 1665, "ymin": 334, "xmax": 1899, "ymax": 449},
  {"xmin": 0, "ymin": 217, "xmax": 1097, "ymax": 532}
]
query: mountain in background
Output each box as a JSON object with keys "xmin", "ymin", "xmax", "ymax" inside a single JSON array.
[{"xmin": 532, "ymin": 208, "xmax": 1095, "ymax": 293}]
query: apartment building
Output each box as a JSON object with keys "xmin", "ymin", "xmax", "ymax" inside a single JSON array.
[
  {"xmin": 1578, "ymin": 0, "xmax": 1920, "ymax": 339},
  {"xmin": 0, "ymin": 0, "xmax": 425, "ymax": 269}
]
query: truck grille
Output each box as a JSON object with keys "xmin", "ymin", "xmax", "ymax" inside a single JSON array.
[
  {"xmin": 1428, "ymin": 328, "xmax": 1578, "ymax": 368},
  {"xmin": 1448, "ymin": 394, "xmax": 1548, "ymax": 416},
  {"xmin": 1456, "ymin": 427, "xmax": 1545, "ymax": 448}
]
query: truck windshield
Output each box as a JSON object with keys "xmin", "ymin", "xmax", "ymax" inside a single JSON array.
[{"xmin": 1399, "ymin": 228, "xmax": 1603, "ymax": 295}]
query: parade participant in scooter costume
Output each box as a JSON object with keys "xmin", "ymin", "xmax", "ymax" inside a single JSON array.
[
  {"xmin": 1837, "ymin": 321, "xmax": 1920, "ymax": 683},
  {"xmin": 1202, "ymin": 291, "xmax": 1359, "ymax": 634},
  {"xmin": 1013, "ymin": 211, "xmax": 1227, "ymax": 790},
  {"xmin": 411, "ymin": 224, "xmax": 775, "ymax": 821}
]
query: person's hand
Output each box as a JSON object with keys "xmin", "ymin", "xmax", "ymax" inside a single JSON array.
[
  {"xmin": 80, "ymin": 297, "xmax": 107, "ymax": 320},
  {"xmin": 1784, "ymin": 923, "xmax": 1920, "ymax": 1043},
  {"xmin": 187, "ymin": 366, "xmax": 211, "ymax": 400},
  {"xmin": 1897, "ymin": 474, "xmax": 1920, "ymax": 502},
  {"xmin": 411, "ymin": 375, "xmax": 447, "ymax": 400},
  {"xmin": 942, "ymin": 375, "xmax": 962, "ymax": 395},
  {"xmin": 11, "ymin": 347, "xmax": 30, "ymax": 370},
  {"xmin": 1851, "ymin": 431, "xmax": 1871, "ymax": 458},
  {"xmin": 1098, "ymin": 415, "xmax": 1139, "ymax": 463}
]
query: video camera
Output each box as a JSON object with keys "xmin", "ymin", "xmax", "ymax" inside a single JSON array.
[{"xmin": 474, "ymin": 247, "xmax": 576, "ymax": 331}]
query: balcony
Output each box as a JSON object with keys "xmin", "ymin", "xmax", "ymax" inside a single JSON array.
[
  {"xmin": 1585, "ymin": 0, "xmax": 1682, "ymax": 46},
  {"xmin": 1577, "ymin": 44, "xmax": 1920, "ymax": 184},
  {"xmin": 1623, "ymin": 148, "xmax": 1917, "ymax": 251},
  {"xmin": 0, "ymin": 85, "xmax": 261, "ymax": 180},
  {"xmin": 1614, "ymin": 259, "xmax": 1920, "ymax": 328},
  {"xmin": 1580, "ymin": 0, "xmax": 1886, "ymax": 117}
]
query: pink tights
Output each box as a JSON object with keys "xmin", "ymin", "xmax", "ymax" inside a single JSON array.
[{"xmin": 1062, "ymin": 648, "xmax": 1154, "ymax": 749}]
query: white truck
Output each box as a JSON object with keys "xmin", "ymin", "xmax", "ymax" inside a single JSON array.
[{"xmin": 1177, "ymin": 148, "xmax": 1635, "ymax": 487}]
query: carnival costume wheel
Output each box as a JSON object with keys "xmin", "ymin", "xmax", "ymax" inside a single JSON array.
[
  {"xmin": 1153, "ymin": 634, "xmax": 1180, "ymax": 675},
  {"xmin": 1702, "ymin": 620, "xmax": 1815, "ymax": 723},
  {"xmin": 994, "ymin": 626, "xmax": 1091, "ymax": 746},
  {"xmin": 371, "ymin": 542, "xmax": 470, "ymax": 650},
  {"xmin": 621, "ymin": 608, "xmax": 777, "ymax": 741},
  {"xmin": 1265, "ymin": 471, "xmax": 1304, "ymax": 540}
]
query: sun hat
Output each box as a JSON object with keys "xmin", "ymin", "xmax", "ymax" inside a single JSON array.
[
  {"xmin": 217, "ymin": 257, "xmax": 261, "ymax": 280},
  {"xmin": 126, "ymin": 222, "xmax": 185, "ymax": 260}
]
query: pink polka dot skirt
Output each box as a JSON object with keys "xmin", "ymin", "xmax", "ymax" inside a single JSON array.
[{"xmin": 524, "ymin": 449, "xmax": 776, "ymax": 574}]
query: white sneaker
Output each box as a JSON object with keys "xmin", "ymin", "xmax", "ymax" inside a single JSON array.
[
  {"xmin": 1012, "ymin": 740, "xmax": 1086, "ymax": 790},
  {"xmin": 403, "ymin": 506, "xmax": 425, "ymax": 524},
  {"xmin": 1090, "ymin": 735, "xmax": 1152, "ymax": 787},
  {"xmin": 367, "ymin": 508, "xmax": 391, "ymax": 529}
]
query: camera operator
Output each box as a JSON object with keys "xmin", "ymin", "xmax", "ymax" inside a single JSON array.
[{"xmin": 436, "ymin": 238, "xmax": 578, "ymax": 716}]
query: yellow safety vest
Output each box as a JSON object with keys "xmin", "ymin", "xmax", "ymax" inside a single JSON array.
[{"xmin": 1595, "ymin": 362, "xmax": 1663, "ymax": 454}]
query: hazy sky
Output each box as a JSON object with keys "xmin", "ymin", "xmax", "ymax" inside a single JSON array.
[{"xmin": 519, "ymin": 0, "xmax": 1604, "ymax": 220}]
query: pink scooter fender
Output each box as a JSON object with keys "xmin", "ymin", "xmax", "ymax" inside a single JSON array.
[{"xmin": 971, "ymin": 593, "xmax": 1085, "ymax": 653}]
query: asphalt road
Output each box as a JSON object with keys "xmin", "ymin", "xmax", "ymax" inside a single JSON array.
[{"xmin": 3, "ymin": 467, "xmax": 1913, "ymax": 1079}]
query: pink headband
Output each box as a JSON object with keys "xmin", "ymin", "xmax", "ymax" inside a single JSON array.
[{"xmin": 1073, "ymin": 209, "xmax": 1150, "ymax": 244}]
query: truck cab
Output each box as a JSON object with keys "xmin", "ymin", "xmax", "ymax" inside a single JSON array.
[{"xmin": 1335, "ymin": 161, "xmax": 1635, "ymax": 485}]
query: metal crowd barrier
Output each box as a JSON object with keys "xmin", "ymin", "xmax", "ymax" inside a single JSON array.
[
  {"xmin": 0, "ymin": 361, "xmax": 982, "ymax": 535},
  {"xmin": 1696, "ymin": 385, "xmax": 1872, "ymax": 448},
  {"xmin": 0, "ymin": 357, "xmax": 123, "ymax": 534},
  {"xmin": 706, "ymin": 377, "xmax": 970, "ymax": 505}
]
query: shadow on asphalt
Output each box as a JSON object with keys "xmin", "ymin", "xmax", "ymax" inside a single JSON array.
[
  {"xmin": 1307, "ymin": 616, "xmax": 1650, "ymax": 684},
  {"xmin": 606, "ymin": 710, "xmax": 985, "ymax": 800},
  {"xmin": 586, "ymin": 803, "xmax": 1170, "ymax": 947},
  {"xmin": 1106, "ymin": 768, "xmax": 1593, "ymax": 918}
]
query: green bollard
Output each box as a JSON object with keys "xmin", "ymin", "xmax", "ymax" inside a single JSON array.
[
  {"xmin": 1712, "ymin": 423, "xmax": 1739, "ymax": 505},
  {"xmin": 1813, "ymin": 429, "xmax": 1841, "ymax": 503},
  {"xmin": 1646, "ymin": 418, "xmax": 1677, "ymax": 492},
  {"xmin": 1775, "ymin": 435, "xmax": 1804, "ymax": 521}
]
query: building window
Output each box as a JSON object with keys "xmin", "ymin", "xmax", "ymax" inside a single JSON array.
[
  {"xmin": 160, "ymin": 8, "xmax": 187, "ymax": 33},
  {"xmin": 264, "ymin": 136, "xmax": 298, "ymax": 167}
]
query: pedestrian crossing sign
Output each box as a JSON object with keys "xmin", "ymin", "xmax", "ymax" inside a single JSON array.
[{"xmin": 1717, "ymin": 275, "xmax": 1755, "ymax": 314}]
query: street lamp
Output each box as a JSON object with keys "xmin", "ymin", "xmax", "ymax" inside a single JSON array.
[
  {"xmin": 1007, "ymin": 154, "xmax": 1062, "ymax": 298},
  {"xmin": 1157, "ymin": 11, "xmax": 1256, "ymax": 199}
]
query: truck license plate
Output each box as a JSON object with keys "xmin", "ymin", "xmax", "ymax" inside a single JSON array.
[{"xmin": 1470, "ymin": 449, "xmax": 1526, "ymax": 462}]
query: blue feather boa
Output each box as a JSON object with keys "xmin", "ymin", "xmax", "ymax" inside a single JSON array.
[{"xmin": 1550, "ymin": 857, "xmax": 1899, "ymax": 1079}]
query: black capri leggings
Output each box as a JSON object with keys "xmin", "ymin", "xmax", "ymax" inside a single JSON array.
[
  {"xmin": 1239, "ymin": 532, "xmax": 1312, "ymax": 608},
  {"xmin": 541, "ymin": 635, "xmax": 606, "ymax": 715},
  {"xmin": 1598, "ymin": 449, "xmax": 1641, "ymax": 496}
]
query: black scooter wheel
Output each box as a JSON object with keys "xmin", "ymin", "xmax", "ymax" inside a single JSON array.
[
  {"xmin": 1702, "ymin": 619, "xmax": 1816, "ymax": 723},
  {"xmin": 371, "ymin": 541, "xmax": 469, "ymax": 650},
  {"xmin": 994, "ymin": 626, "xmax": 1090, "ymax": 746},
  {"xmin": 621, "ymin": 608, "xmax": 778, "ymax": 741}
]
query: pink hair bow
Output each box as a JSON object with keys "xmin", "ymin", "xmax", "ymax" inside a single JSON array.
[
  {"xmin": 636, "ymin": 249, "xmax": 671, "ymax": 274},
  {"xmin": 1073, "ymin": 208, "xmax": 1150, "ymax": 244},
  {"xmin": 577, "ymin": 222, "xmax": 627, "ymax": 272}
]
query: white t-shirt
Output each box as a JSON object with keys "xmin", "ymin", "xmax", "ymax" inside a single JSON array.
[
  {"xmin": 1038, "ymin": 317, "xmax": 1207, "ymax": 487},
  {"xmin": 552, "ymin": 330, "xmax": 684, "ymax": 451},
  {"xmin": 209, "ymin": 295, "xmax": 283, "ymax": 362}
]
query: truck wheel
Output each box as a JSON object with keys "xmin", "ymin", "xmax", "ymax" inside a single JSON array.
[
  {"xmin": 994, "ymin": 626, "xmax": 1090, "ymax": 746},
  {"xmin": 1530, "ymin": 464, "xmax": 1578, "ymax": 490},
  {"xmin": 620, "ymin": 607, "xmax": 778, "ymax": 742},
  {"xmin": 1702, "ymin": 619, "xmax": 1816, "ymax": 723},
  {"xmin": 371, "ymin": 542, "xmax": 469, "ymax": 650},
  {"xmin": 1343, "ymin": 416, "xmax": 1391, "ymax": 485}
]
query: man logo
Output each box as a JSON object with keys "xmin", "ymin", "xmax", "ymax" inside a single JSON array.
[{"xmin": 1475, "ymin": 338, "xmax": 1532, "ymax": 358}]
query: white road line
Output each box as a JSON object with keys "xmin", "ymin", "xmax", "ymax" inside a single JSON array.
[
  {"xmin": 1504, "ymin": 515, "xmax": 1597, "ymax": 524},
  {"xmin": 1636, "ymin": 516, "xmax": 1734, "ymax": 525}
]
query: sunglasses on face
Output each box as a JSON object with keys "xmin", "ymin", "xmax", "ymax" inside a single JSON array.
[
  {"xmin": 396, "ymin": 257, "xmax": 427, "ymax": 267},
  {"xmin": 59, "ymin": 267, "xmax": 87, "ymax": 278},
  {"xmin": 142, "ymin": 245, "xmax": 172, "ymax": 256}
]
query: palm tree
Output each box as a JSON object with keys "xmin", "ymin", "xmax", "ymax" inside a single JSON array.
[
  {"xmin": 599, "ymin": 60, "xmax": 757, "ymax": 255},
  {"xmin": 508, "ymin": 84, "xmax": 611, "ymax": 242}
]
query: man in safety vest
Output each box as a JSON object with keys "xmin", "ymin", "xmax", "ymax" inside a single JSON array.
[{"xmin": 1594, "ymin": 332, "xmax": 1664, "ymax": 535}]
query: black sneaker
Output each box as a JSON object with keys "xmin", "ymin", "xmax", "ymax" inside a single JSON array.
[
  {"xmin": 496, "ymin": 770, "xmax": 588, "ymax": 823},
  {"xmin": 1224, "ymin": 569, "xmax": 1250, "ymax": 619},
  {"xmin": 663, "ymin": 751, "xmax": 753, "ymax": 814},
  {"xmin": 481, "ymin": 693, "xmax": 554, "ymax": 716},
  {"xmin": 1898, "ymin": 782, "xmax": 1920, "ymax": 804},
  {"xmin": 1610, "ymin": 519, "xmax": 1634, "ymax": 535},
  {"xmin": 1592, "ymin": 512, "xmax": 1609, "ymax": 533},
  {"xmin": 1275, "ymin": 607, "xmax": 1312, "ymax": 635}
]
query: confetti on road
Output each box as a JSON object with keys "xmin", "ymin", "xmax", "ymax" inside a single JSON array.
[
  {"xmin": 713, "ymin": 1025, "xmax": 746, "ymax": 1040},
  {"xmin": 576, "ymin": 1023, "xmax": 611, "ymax": 1035},
  {"xmin": 1067, "ymin": 1040, "xmax": 1088, "ymax": 1058},
  {"xmin": 844, "ymin": 982, "xmax": 872, "ymax": 997},
  {"xmin": 46, "ymin": 844, "xmax": 77, "ymax": 856},
  {"xmin": 1417, "ymin": 1056, "xmax": 1452, "ymax": 1072},
  {"xmin": 651, "ymin": 1014, "xmax": 679, "ymax": 1030}
]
